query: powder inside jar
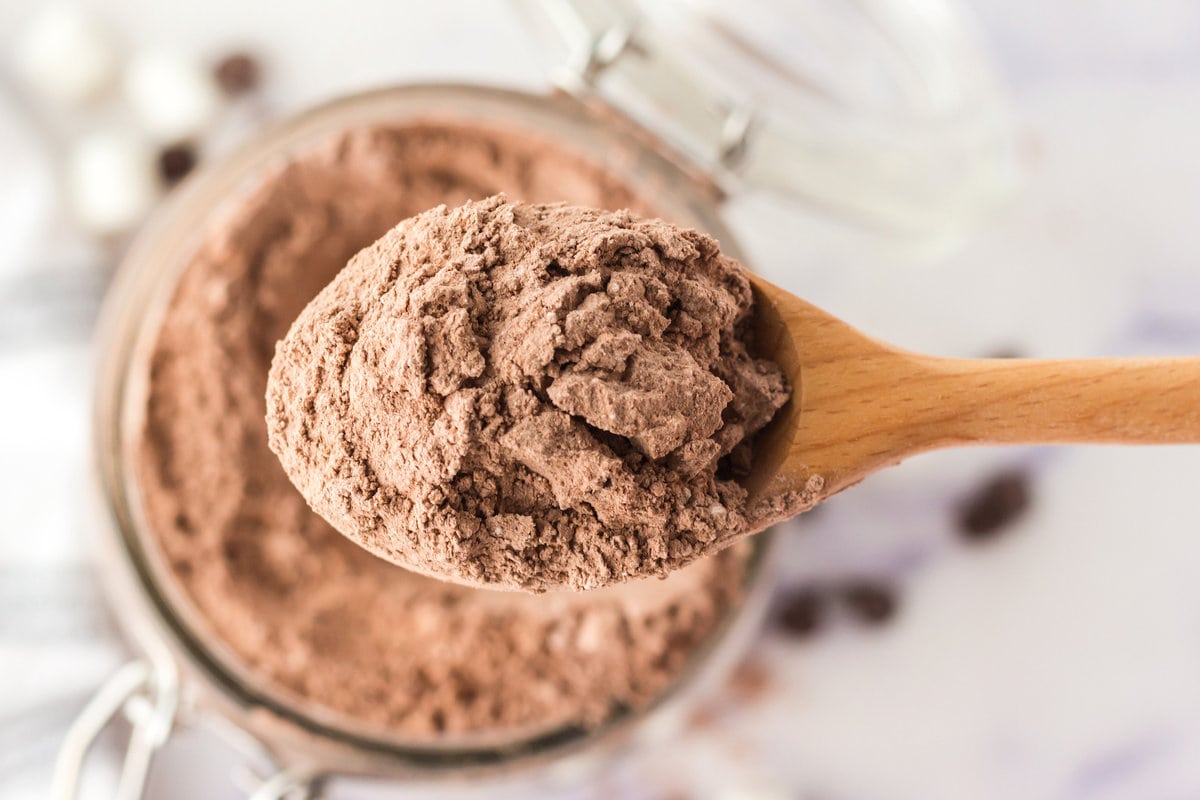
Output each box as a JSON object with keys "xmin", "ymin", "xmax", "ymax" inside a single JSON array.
[
  {"xmin": 135, "ymin": 121, "xmax": 750, "ymax": 739},
  {"xmin": 267, "ymin": 196, "xmax": 790, "ymax": 592}
]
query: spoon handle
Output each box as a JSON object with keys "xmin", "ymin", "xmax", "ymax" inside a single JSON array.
[
  {"xmin": 744, "ymin": 275, "xmax": 1200, "ymax": 506},
  {"xmin": 896, "ymin": 354, "xmax": 1200, "ymax": 447},
  {"xmin": 768, "ymin": 351, "xmax": 1200, "ymax": 505}
]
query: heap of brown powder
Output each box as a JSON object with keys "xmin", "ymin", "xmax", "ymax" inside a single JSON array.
[
  {"xmin": 136, "ymin": 121, "xmax": 751, "ymax": 739},
  {"xmin": 267, "ymin": 196, "xmax": 790, "ymax": 592}
]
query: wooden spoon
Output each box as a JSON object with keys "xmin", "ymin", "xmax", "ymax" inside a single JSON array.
[{"xmin": 745, "ymin": 273, "xmax": 1200, "ymax": 509}]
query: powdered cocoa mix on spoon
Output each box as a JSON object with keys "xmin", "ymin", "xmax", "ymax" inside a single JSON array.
[{"xmin": 267, "ymin": 196, "xmax": 792, "ymax": 591}]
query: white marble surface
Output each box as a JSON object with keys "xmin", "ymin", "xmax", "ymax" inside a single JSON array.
[{"xmin": 2, "ymin": 1, "xmax": 1200, "ymax": 798}]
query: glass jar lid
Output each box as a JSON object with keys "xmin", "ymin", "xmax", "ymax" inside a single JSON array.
[{"xmin": 519, "ymin": 0, "xmax": 1016, "ymax": 238}]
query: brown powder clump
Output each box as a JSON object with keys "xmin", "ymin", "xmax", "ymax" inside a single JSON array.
[
  {"xmin": 267, "ymin": 196, "xmax": 789, "ymax": 592},
  {"xmin": 136, "ymin": 121, "xmax": 751, "ymax": 740}
]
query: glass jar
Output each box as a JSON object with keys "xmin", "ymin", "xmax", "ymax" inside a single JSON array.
[{"xmin": 65, "ymin": 2, "xmax": 1012, "ymax": 797}]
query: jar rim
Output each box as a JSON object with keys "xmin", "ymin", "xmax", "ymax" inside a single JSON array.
[{"xmin": 91, "ymin": 81, "xmax": 782, "ymax": 780}]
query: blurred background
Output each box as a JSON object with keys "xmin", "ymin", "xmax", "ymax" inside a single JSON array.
[{"xmin": 3, "ymin": 1, "xmax": 1200, "ymax": 798}]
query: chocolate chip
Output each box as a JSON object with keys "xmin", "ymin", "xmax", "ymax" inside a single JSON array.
[
  {"xmin": 158, "ymin": 143, "xmax": 197, "ymax": 184},
  {"xmin": 957, "ymin": 468, "xmax": 1031, "ymax": 541},
  {"xmin": 839, "ymin": 580, "xmax": 898, "ymax": 626},
  {"xmin": 774, "ymin": 587, "xmax": 825, "ymax": 638},
  {"xmin": 214, "ymin": 52, "xmax": 260, "ymax": 95}
]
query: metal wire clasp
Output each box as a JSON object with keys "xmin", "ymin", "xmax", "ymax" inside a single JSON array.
[
  {"xmin": 51, "ymin": 659, "xmax": 179, "ymax": 800},
  {"xmin": 539, "ymin": 0, "xmax": 756, "ymax": 181}
]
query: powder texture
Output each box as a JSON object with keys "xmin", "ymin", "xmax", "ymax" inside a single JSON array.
[
  {"xmin": 267, "ymin": 197, "xmax": 789, "ymax": 592},
  {"xmin": 136, "ymin": 122, "xmax": 749, "ymax": 740}
]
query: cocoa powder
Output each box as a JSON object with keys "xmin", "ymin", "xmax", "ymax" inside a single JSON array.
[
  {"xmin": 136, "ymin": 121, "xmax": 750, "ymax": 739},
  {"xmin": 267, "ymin": 197, "xmax": 791, "ymax": 592}
]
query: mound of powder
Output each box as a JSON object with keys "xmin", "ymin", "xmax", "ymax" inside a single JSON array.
[
  {"xmin": 267, "ymin": 196, "xmax": 790, "ymax": 592},
  {"xmin": 136, "ymin": 121, "xmax": 751, "ymax": 739}
]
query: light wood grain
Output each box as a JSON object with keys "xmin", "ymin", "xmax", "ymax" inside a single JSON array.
[{"xmin": 746, "ymin": 273, "xmax": 1200, "ymax": 505}]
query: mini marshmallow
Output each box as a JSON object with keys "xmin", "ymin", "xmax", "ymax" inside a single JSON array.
[
  {"xmin": 14, "ymin": 5, "xmax": 120, "ymax": 105},
  {"xmin": 124, "ymin": 50, "xmax": 221, "ymax": 143},
  {"xmin": 66, "ymin": 129, "xmax": 158, "ymax": 236}
]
